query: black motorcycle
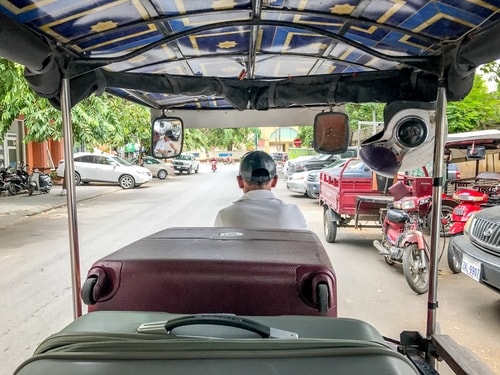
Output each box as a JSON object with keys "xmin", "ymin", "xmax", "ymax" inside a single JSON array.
[
  {"xmin": 28, "ymin": 169, "xmax": 53, "ymax": 195},
  {"xmin": 7, "ymin": 164, "xmax": 29, "ymax": 195}
]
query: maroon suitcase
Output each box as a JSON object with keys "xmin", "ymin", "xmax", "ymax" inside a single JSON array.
[{"xmin": 82, "ymin": 227, "xmax": 337, "ymax": 316}]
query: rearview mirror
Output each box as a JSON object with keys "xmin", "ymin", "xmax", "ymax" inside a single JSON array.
[
  {"xmin": 151, "ymin": 116, "xmax": 184, "ymax": 159},
  {"xmin": 313, "ymin": 112, "xmax": 350, "ymax": 154},
  {"xmin": 466, "ymin": 145, "xmax": 486, "ymax": 160}
]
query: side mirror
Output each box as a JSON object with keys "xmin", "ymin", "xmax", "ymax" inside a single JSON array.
[
  {"xmin": 151, "ymin": 116, "xmax": 184, "ymax": 159},
  {"xmin": 359, "ymin": 101, "xmax": 436, "ymax": 177},
  {"xmin": 466, "ymin": 145, "xmax": 486, "ymax": 160},
  {"xmin": 313, "ymin": 112, "xmax": 350, "ymax": 154}
]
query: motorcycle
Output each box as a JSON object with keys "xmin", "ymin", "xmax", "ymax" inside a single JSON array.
[
  {"xmin": 8, "ymin": 163, "xmax": 30, "ymax": 195},
  {"xmin": 373, "ymin": 194, "xmax": 432, "ymax": 294},
  {"xmin": 447, "ymin": 183, "xmax": 500, "ymax": 273},
  {"xmin": 211, "ymin": 160, "xmax": 217, "ymax": 172},
  {"xmin": 28, "ymin": 168, "xmax": 53, "ymax": 195},
  {"xmin": 0, "ymin": 169, "xmax": 10, "ymax": 194}
]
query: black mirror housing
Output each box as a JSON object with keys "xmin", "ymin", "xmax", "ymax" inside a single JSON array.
[
  {"xmin": 466, "ymin": 145, "xmax": 486, "ymax": 160},
  {"xmin": 151, "ymin": 116, "xmax": 184, "ymax": 159},
  {"xmin": 313, "ymin": 112, "xmax": 350, "ymax": 154}
]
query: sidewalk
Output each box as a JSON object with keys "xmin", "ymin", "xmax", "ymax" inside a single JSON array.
[{"xmin": 0, "ymin": 184, "xmax": 121, "ymax": 229}]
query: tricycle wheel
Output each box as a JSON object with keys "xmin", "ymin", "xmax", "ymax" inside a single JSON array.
[
  {"xmin": 447, "ymin": 237, "xmax": 462, "ymax": 274},
  {"xmin": 323, "ymin": 209, "xmax": 337, "ymax": 243},
  {"xmin": 402, "ymin": 244, "xmax": 429, "ymax": 294}
]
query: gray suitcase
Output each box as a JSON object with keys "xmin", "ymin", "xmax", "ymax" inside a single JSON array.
[{"xmin": 15, "ymin": 311, "xmax": 421, "ymax": 375}]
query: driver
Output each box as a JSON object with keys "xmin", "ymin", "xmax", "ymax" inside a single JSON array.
[
  {"xmin": 214, "ymin": 151, "xmax": 307, "ymax": 229},
  {"xmin": 154, "ymin": 131, "xmax": 178, "ymax": 156}
]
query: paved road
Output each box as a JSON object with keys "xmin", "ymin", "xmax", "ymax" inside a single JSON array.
[{"xmin": 1, "ymin": 165, "xmax": 498, "ymax": 374}]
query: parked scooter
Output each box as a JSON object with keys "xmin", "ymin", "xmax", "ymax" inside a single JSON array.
[
  {"xmin": 0, "ymin": 169, "xmax": 10, "ymax": 193},
  {"xmin": 7, "ymin": 162, "xmax": 30, "ymax": 195},
  {"xmin": 28, "ymin": 168, "xmax": 53, "ymax": 196},
  {"xmin": 373, "ymin": 193, "xmax": 432, "ymax": 294}
]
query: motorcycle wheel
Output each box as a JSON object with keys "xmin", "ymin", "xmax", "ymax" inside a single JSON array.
[
  {"xmin": 8, "ymin": 184, "xmax": 18, "ymax": 196},
  {"xmin": 402, "ymin": 244, "xmax": 429, "ymax": 294},
  {"xmin": 28, "ymin": 186, "xmax": 35, "ymax": 196}
]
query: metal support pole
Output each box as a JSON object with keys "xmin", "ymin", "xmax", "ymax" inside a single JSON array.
[
  {"xmin": 61, "ymin": 77, "xmax": 82, "ymax": 319},
  {"xmin": 426, "ymin": 84, "xmax": 448, "ymax": 348}
]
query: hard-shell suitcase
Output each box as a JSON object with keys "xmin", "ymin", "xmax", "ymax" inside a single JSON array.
[
  {"xmin": 81, "ymin": 227, "xmax": 337, "ymax": 316},
  {"xmin": 14, "ymin": 311, "xmax": 421, "ymax": 375}
]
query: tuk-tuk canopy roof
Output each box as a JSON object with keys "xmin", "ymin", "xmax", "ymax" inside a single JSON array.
[
  {"xmin": 446, "ymin": 129, "xmax": 500, "ymax": 149},
  {"xmin": 1, "ymin": 0, "xmax": 500, "ymax": 111}
]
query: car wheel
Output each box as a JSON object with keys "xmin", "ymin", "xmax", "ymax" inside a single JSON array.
[
  {"xmin": 74, "ymin": 172, "xmax": 82, "ymax": 185},
  {"xmin": 119, "ymin": 174, "xmax": 135, "ymax": 189},
  {"xmin": 187, "ymin": 167, "xmax": 191, "ymax": 175},
  {"xmin": 447, "ymin": 238, "xmax": 462, "ymax": 274},
  {"xmin": 195, "ymin": 165, "xmax": 199, "ymax": 173},
  {"xmin": 157, "ymin": 169, "xmax": 168, "ymax": 180},
  {"xmin": 306, "ymin": 190, "xmax": 319, "ymax": 199}
]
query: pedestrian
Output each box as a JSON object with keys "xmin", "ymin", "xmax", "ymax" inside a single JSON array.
[
  {"xmin": 214, "ymin": 151, "xmax": 307, "ymax": 229},
  {"xmin": 60, "ymin": 169, "xmax": 67, "ymax": 196}
]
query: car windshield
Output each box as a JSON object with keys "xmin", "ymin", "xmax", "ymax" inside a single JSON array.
[
  {"xmin": 315, "ymin": 154, "xmax": 332, "ymax": 161},
  {"xmin": 176, "ymin": 155, "xmax": 192, "ymax": 160},
  {"xmin": 110, "ymin": 156, "xmax": 133, "ymax": 166}
]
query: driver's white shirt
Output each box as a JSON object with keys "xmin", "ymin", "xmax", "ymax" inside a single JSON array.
[
  {"xmin": 155, "ymin": 137, "xmax": 175, "ymax": 153},
  {"xmin": 214, "ymin": 190, "xmax": 307, "ymax": 229}
]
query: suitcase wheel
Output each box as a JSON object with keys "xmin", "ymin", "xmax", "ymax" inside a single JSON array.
[
  {"xmin": 81, "ymin": 276, "xmax": 98, "ymax": 305},
  {"xmin": 317, "ymin": 283, "xmax": 329, "ymax": 314}
]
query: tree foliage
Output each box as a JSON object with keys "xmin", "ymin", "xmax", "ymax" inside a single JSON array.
[
  {"xmin": 0, "ymin": 59, "xmax": 151, "ymax": 148},
  {"xmin": 447, "ymin": 75, "xmax": 500, "ymax": 132}
]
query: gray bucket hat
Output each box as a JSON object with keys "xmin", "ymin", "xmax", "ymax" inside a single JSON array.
[{"xmin": 239, "ymin": 151, "xmax": 277, "ymax": 182}]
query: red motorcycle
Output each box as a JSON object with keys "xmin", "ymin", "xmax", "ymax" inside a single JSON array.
[
  {"xmin": 447, "ymin": 174, "xmax": 500, "ymax": 273},
  {"xmin": 373, "ymin": 193, "xmax": 431, "ymax": 294}
]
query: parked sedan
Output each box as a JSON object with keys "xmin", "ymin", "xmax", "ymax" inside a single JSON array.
[
  {"xmin": 448, "ymin": 206, "xmax": 500, "ymax": 294},
  {"xmin": 286, "ymin": 171, "xmax": 310, "ymax": 197},
  {"xmin": 130, "ymin": 156, "xmax": 174, "ymax": 180},
  {"xmin": 56, "ymin": 152, "xmax": 152, "ymax": 189}
]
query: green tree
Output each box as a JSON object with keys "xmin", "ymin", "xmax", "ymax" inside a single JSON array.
[
  {"xmin": 0, "ymin": 59, "xmax": 151, "ymax": 149},
  {"xmin": 297, "ymin": 126, "xmax": 313, "ymax": 147},
  {"xmin": 447, "ymin": 75, "xmax": 500, "ymax": 132},
  {"xmin": 206, "ymin": 128, "xmax": 257, "ymax": 151}
]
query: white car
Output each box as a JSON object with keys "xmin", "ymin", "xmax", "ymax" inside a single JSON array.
[
  {"xmin": 286, "ymin": 171, "xmax": 310, "ymax": 196},
  {"xmin": 56, "ymin": 152, "xmax": 152, "ymax": 189},
  {"xmin": 130, "ymin": 156, "xmax": 175, "ymax": 180}
]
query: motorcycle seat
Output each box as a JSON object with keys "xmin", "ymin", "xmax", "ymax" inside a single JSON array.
[{"xmin": 386, "ymin": 209, "xmax": 410, "ymax": 223}]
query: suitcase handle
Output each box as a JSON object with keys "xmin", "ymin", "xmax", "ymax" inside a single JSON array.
[{"xmin": 164, "ymin": 314, "xmax": 272, "ymax": 338}]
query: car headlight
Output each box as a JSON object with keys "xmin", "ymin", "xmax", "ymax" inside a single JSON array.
[{"xmin": 463, "ymin": 212, "xmax": 478, "ymax": 236}]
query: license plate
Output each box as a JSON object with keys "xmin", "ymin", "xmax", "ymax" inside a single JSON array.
[{"xmin": 461, "ymin": 254, "xmax": 482, "ymax": 282}]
